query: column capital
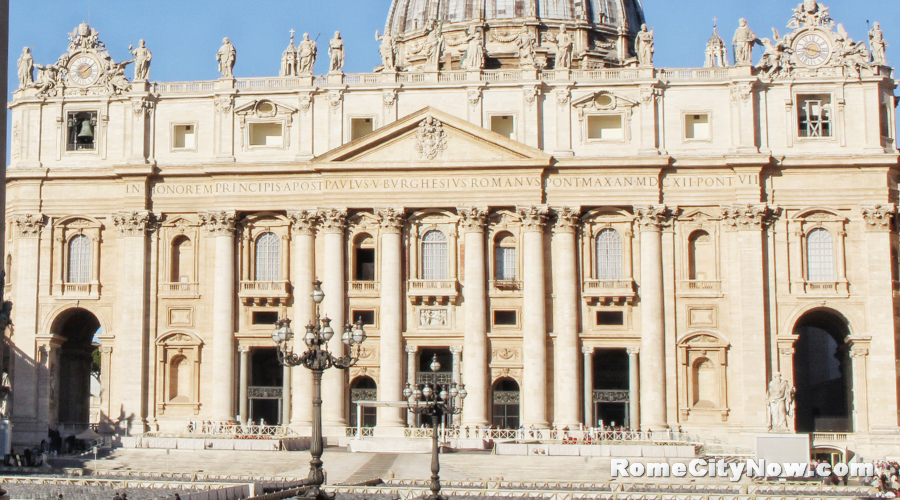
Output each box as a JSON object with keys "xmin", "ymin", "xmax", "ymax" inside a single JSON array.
[
  {"xmin": 14, "ymin": 213, "xmax": 45, "ymax": 238},
  {"xmin": 113, "ymin": 211, "xmax": 157, "ymax": 236},
  {"xmin": 317, "ymin": 208, "xmax": 347, "ymax": 234},
  {"xmin": 627, "ymin": 347, "xmax": 640, "ymax": 356},
  {"xmin": 581, "ymin": 346, "xmax": 594, "ymax": 355},
  {"xmin": 850, "ymin": 346, "xmax": 869, "ymax": 358},
  {"xmin": 457, "ymin": 207, "xmax": 488, "ymax": 232},
  {"xmin": 633, "ymin": 205, "xmax": 672, "ymax": 231},
  {"xmin": 551, "ymin": 206, "xmax": 581, "ymax": 234},
  {"xmin": 517, "ymin": 205, "xmax": 549, "ymax": 231},
  {"xmin": 722, "ymin": 204, "xmax": 780, "ymax": 230},
  {"xmin": 288, "ymin": 209, "xmax": 318, "ymax": 235},
  {"xmin": 238, "ymin": 345, "xmax": 251, "ymax": 354},
  {"xmin": 860, "ymin": 204, "xmax": 896, "ymax": 231},
  {"xmin": 199, "ymin": 211, "xmax": 237, "ymax": 235},
  {"xmin": 450, "ymin": 345, "xmax": 463, "ymax": 355},
  {"xmin": 376, "ymin": 208, "xmax": 406, "ymax": 234},
  {"xmin": 405, "ymin": 345, "xmax": 418, "ymax": 354}
]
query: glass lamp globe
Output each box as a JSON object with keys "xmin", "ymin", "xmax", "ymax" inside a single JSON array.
[
  {"xmin": 440, "ymin": 389, "xmax": 448, "ymax": 401},
  {"xmin": 430, "ymin": 356, "xmax": 441, "ymax": 373},
  {"xmin": 403, "ymin": 385, "xmax": 412, "ymax": 399},
  {"xmin": 352, "ymin": 321, "xmax": 366, "ymax": 344},
  {"xmin": 321, "ymin": 317, "xmax": 334, "ymax": 341},
  {"xmin": 459, "ymin": 384, "xmax": 468, "ymax": 400},
  {"xmin": 311, "ymin": 280, "xmax": 325, "ymax": 304},
  {"xmin": 422, "ymin": 385, "xmax": 432, "ymax": 398}
]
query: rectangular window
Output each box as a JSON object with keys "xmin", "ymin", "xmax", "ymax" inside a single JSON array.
[
  {"xmin": 494, "ymin": 246, "xmax": 516, "ymax": 280},
  {"xmin": 67, "ymin": 111, "xmax": 98, "ymax": 151},
  {"xmin": 252, "ymin": 311, "xmax": 279, "ymax": 325},
  {"xmin": 353, "ymin": 310, "xmax": 376, "ymax": 326},
  {"xmin": 490, "ymin": 115, "xmax": 515, "ymax": 140},
  {"xmin": 685, "ymin": 114, "xmax": 710, "ymax": 140},
  {"xmin": 355, "ymin": 248, "xmax": 376, "ymax": 281},
  {"xmin": 797, "ymin": 95, "xmax": 832, "ymax": 138},
  {"xmin": 249, "ymin": 122, "xmax": 284, "ymax": 147},
  {"xmin": 493, "ymin": 310, "xmax": 517, "ymax": 326},
  {"xmin": 350, "ymin": 118, "xmax": 374, "ymax": 140},
  {"xmin": 881, "ymin": 103, "xmax": 892, "ymax": 138},
  {"xmin": 596, "ymin": 310, "xmax": 624, "ymax": 326},
  {"xmin": 173, "ymin": 124, "xmax": 196, "ymax": 149},
  {"xmin": 587, "ymin": 115, "xmax": 624, "ymax": 140}
]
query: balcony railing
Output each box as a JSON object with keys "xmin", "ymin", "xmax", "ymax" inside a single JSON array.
[
  {"xmin": 582, "ymin": 279, "xmax": 634, "ymax": 303},
  {"xmin": 679, "ymin": 280, "xmax": 722, "ymax": 294},
  {"xmin": 160, "ymin": 282, "xmax": 200, "ymax": 298},
  {"xmin": 348, "ymin": 280, "xmax": 380, "ymax": 296},
  {"xmin": 239, "ymin": 280, "xmax": 291, "ymax": 305},
  {"xmin": 802, "ymin": 280, "xmax": 848, "ymax": 295},
  {"xmin": 407, "ymin": 279, "xmax": 458, "ymax": 304},
  {"xmin": 415, "ymin": 372, "xmax": 454, "ymax": 385},
  {"xmin": 59, "ymin": 282, "xmax": 99, "ymax": 298},
  {"xmin": 490, "ymin": 279, "xmax": 523, "ymax": 292},
  {"xmin": 810, "ymin": 432, "xmax": 849, "ymax": 443}
]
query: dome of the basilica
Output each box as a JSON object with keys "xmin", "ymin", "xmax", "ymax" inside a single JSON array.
[{"xmin": 383, "ymin": 0, "xmax": 647, "ymax": 70}]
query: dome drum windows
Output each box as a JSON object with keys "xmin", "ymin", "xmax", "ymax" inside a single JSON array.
[
  {"xmin": 407, "ymin": 213, "xmax": 460, "ymax": 305},
  {"xmin": 581, "ymin": 211, "xmax": 635, "ymax": 304},
  {"xmin": 52, "ymin": 217, "xmax": 103, "ymax": 299}
]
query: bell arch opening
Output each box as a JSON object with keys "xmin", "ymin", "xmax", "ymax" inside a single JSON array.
[
  {"xmin": 52, "ymin": 308, "xmax": 101, "ymax": 426},
  {"xmin": 792, "ymin": 308, "xmax": 853, "ymax": 433}
]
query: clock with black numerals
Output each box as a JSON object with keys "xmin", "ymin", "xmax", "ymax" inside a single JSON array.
[
  {"xmin": 69, "ymin": 56, "xmax": 101, "ymax": 86},
  {"xmin": 793, "ymin": 31, "xmax": 832, "ymax": 68}
]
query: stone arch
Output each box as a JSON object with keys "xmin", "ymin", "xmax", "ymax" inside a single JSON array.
[
  {"xmin": 492, "ymin": 377, "xmax": 521, "ymax": 429},
  {"xmin": 349, "ymin": 375, "xmax": 377, "ymax": 428},
  {"xmin": 46, "ymin": 307, "xmax": 103, "ymax": 425}
]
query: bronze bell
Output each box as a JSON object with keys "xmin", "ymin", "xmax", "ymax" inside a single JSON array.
[{"xmin": 77, "ymin": 118, "xmax": 94, "ymax": 139}]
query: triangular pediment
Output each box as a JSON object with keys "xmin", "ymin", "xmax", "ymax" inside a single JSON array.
[{"xmin": 313, "ymin": 107, "xmax": 552, "ymax": 168}]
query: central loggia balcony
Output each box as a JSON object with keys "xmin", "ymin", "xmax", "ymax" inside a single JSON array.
[
  {"xmin": 348, "ymin": 280, "xmax": 380, "ymax": 298},
  {"xmin": 407, "ymin": 279, "xmax": 459, "ymax": 305},
  {"xmin": 582, "ymin": 279, "xmax": 635, "ymax": 304},
  {"xmin": 239, "ymin": 280, "xmax": 291, "ymax": 306}
]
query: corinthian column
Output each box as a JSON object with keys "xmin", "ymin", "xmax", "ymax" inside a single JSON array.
[
  {"xmin": 112, "ymin": 211, "xmax": 156, "ymax": 434},
  {"xmin": 10, "ymin": 214, "xmax": 45, "ymax": 426},
  {"xmin": 459, "ymin": 207, "xmax": 489, "ymax": 426},
  {"xmin": 518, "ymin": 205, "xmax": 550, "ymax": 428},
  {"xmin": 551, "ymin": 207, "xmax": 580, "ymax": 427},
  {"xmin": 288, "ymin": 210, "xmax": 318, "ymax": 428},
  {"xmin": 377, "ymin": 208, "xmax": 406, "ymax": 428},
  {"xmin": 200, "ymin": 211, "xmax": 238, "ymax": 422},
  {"xmin": 634, "ymin": 205, "xmax": 668, "ymax": 430},
  {"xmin": 318, "ymin": 208, "xmax": 348, "ymax": 428}
]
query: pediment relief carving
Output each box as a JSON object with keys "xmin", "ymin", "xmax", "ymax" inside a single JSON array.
[
  {"xmin": 157, "ymin": 331, "xmax": 203, "ymax": 345},
  {"xmin": 678, "ymin": 208, "xmax": 723, "ymax": 222},
  {"xmin": 572, "ymin": 91, "xmax": 639, "ymax": 114},
  {"xmin": 680, "ymin": 332, "xmax": 729, "ymax": 347},
  {"xmin": 792, "ymin": 208, "xmax": 845, "ymax": 222},
  {"xmin": 234, "ymin": 99, "xmax": 298, "ymax": 117}
]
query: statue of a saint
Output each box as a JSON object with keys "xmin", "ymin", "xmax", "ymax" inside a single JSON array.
[
  {"xmin": 0, "ymin": 370, "xmax": 10, "ymax": 419},
  {"xmin": 555, "ymin": 25, "xmax": 573, "ymax": 69},
  {"xmin": 216, "ymin": 37, "xmax": 236, "ymax": 78},
  {"xmin": 17, "ymin": 47, "xmax": 33, "ymax": 90},
  {"xmin": 297, "ymin": 33, "xmax": 317, "ymax": 74},
  {"xmin": 766, "ymin": 372, "xmax": 795, "ymax": 432},
  {"xmin": 376, "ymin": 30, "xmax": 396, "ymax": 71},
  {"xmin": 516, "ymin": 26, "xmax": 536, "ymax": 68},
  {"xmin": 129, "ymin": 39, "xmax": 152, "ymax": 81},
  {"xmin": 733, "ymin": 19, "xmax": 757, "ymax": 66},
  {"xmin": 461, "ymin": 29, "xmax": 485, "ymax": 70},
  {"xmin": 328, "ymin": 31, "xmax": 344, "ymax": 73},
  {"xmin": 869, "ymin": 22, "xmax": 887, "ymax": 65},
  {"xmin": 423, "ymin": 21, "xmax": 445, "ymax": 71},
  {"xmin": 635, "ymin": 24, "xmax": 654, "ymax": 66}
]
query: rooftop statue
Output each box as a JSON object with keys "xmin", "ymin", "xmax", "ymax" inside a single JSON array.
[
  {"xmin": 217, "ymin": 37, "xmax": 236, "ymax": 78},
  {"xmin": 756, "ymin": 28, "xmax": 791, "ymax": 78},
  {"xmin": 516, "ymin": 26, "xmax": 537, "ymax": 69},
  {"xmin": 376, "ymin": 30, "xmax": 396, "ymax": 71},
  {"xmin": 422, "ymin": 21, "xmax": 445, "ymax": 72},
  {"xmin": 553, "ymin": 24, "xmax": 574, "ymax": 70},
  {"xmin": 635, "ymin": 24, "xmax": 654, "ymax": 67},
  {"xmin": 129, "ymin": 39, "xmax": 152, "ymax": 81},
  {"xmin": 328, "ymin": 31, "xmax": 344, "ymax": 73},
  {"xmin": 833, "ymin": 24, "xmax": 872, "ymax": 79},
  {"xmin": 788, "ymin": 0, "xmax": 833, "ymax": 30},
  {"xmin": 460, "ymin": 28, "xmax": 485, "ymax": 71},
  {"xmin": 17, "ymin": 47, "xmax": 34, "ymax": 90},
  {"xmin": 732, "ymin": 19, "xmax": 757, "ymax": 66},
  {"xmin": 298, "ymin": 33, "xmax": 317, "ymax": 75},
  {"xmin": 869, "ymin": 22, "xmax": 887, "ymax": 65}
]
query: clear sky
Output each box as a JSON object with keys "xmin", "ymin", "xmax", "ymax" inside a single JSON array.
[{"xmin": 9, "ymin": 0, "xmax": 898, "ymax": 85}]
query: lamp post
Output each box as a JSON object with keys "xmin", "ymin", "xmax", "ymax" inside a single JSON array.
[
  {"xmin": 272, "ymin": 279, "xmax": 366, "ymax": 500},
  {"xmin": 403, "ymin": 354, "xmax": 467, "ymax": 500}
]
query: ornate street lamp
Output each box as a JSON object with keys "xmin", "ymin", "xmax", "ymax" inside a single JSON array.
[
  {"xmin": 272, "ymin": 279, "xmax": 366, "ymax": 500},
  {"xmin": 403, "ymin": 354, "xmax": 467, "ymax": 500}
]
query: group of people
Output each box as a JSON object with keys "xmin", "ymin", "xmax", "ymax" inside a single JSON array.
[{"xmin": 866, "ymin": 461, "xmax": 900, "ymax": 496}]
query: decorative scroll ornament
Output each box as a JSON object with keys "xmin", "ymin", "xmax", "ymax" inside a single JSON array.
[
  {"xmin": 131, "ymin": 97, "xmax": 155, "ymax": 116},
  {"xmin": 376, "ymin": 208, "xmax": 405, "ymax": 233},
  {"xmin": 457, "ymin": 207, "xmax": 487, "ymax": 231},
  {"xmin": 414, "ymin": 116, "xmax": 448, "ymax": 160},
  {"xmin": 14, "ymin": 213, "xmax": 45, "ymax": 237},
  {"xmin": 327, "ymin": 90, "xmax": 343, "ymax": 111},
  {"xmin": 517, "ymin": 205, "xmax": 549, "ymax": 231},
  {"xmin": 551, "ymin": 207, "xmax": 581, "ymax": 233},
  {"xmin": 317, "ymin": 208, "xmax": 347, "ymax": 233},
  {"xmin": 788, "ymin": 0, "xmax": 834, "ymax": 30},
  {"xmin": 113, "ymin": 211, "xmax": 155, "ymax": 235},
  {"xmin": 467, "ymin": 89, "xmax": 482, "ymax": 108},
  {"xmin": 860, "ymin": 204, "xmax": 896, "ymax": 230},
  {"xmin": 214, "ymin": 96, "xmax": 233, "ymax": 114},
  {"xmin": 492, "ymin": 348, "xmax": 520, "ymax": 361},
  {"xmin": 523, "ymin": 86, "xmax": 540, "ymax": 108},
  {"xmin": 298, "ymin": 94, "xmax": 312, "ymax": 113},
  {"xmin": 198, "ymin": 211, "xmax": 237, "ymax": 235},
  {"xmin": 288, "ymin": 210, "xmax": 318, "ymax": 235},
  {"xmin": 383, "ymin": 89, "xmax": 398, "ymax": 108},
  {"xmin": 723, "ymin": 204, "xmax": 779, "ymax": 229}
]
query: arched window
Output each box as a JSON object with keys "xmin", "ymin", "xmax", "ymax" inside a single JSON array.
[
  {"xmin": 807, "ymin": 228, "xmax": 834, "ymax": 281},
  {"xmin": 596, "ymin": 229, "xmax": 622, "ymax": 280},
  {"xmin": 170, "ymin": 236, "xmax": 193, "ymax": 283},
  {"xmin": 168, "ymin": 355, "xmax": 190, "ymax": 402},
  {"xmin": 255, "ymin": 232, "xmax": 280, "ymax": 282},
  {"xmin": 692, "ymin": 357, "xmax": 717, "ymax": 408},
  {"xmin": 67, "ymin": 235, "xmax": 91, "ymax": 283},
  {"xmin": 494, "ymin": 232, "xmax": 517, "ymax": 281},
  {"xmin": 422, "ymin": 230, "xmax": 448, "ymax": 280},
  {"xmin": 688, "ymin": 230, "xmax": 714, "ymax": 280}
]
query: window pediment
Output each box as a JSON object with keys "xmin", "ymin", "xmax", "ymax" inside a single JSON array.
[
  {"xmin": 234, "ymin": 99, "xmax": 298, "ymax": 118},
  {"xmin": 572, "ymin": 91, "xmax": 639, "ymax": 113}
]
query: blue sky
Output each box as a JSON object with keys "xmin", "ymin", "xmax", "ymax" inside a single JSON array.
[{"xmin": 9, "ymin": 0, "xmax": 897, "ymax": 84}]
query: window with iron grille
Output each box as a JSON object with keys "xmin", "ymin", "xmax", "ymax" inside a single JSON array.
[
  {"xmin": 67, "ymin": 111, "xmax": 97, "ymax": 151},
  {"xmin": 421, "ymin": 230, "xmax": 448, "ymax": 280},
  {"xmin": 67, "ymin": 235, "xmax": 91, "ymax": 283},
  {"xmin": 806, "ymin": 228, "xmax": 835, "ymax": 281},
  {"xmin": 255, "ymin": 232, "xmax": 280, "ymax": 282},
  {"xmin": 596, "ymin": 229, "xmax": 623, "ymax": 280},
  {"xmin": 798, "ymin": 95, "xmax": 832, "ymax": 138}
]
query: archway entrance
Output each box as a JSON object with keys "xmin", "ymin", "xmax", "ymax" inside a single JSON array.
[
  {"xmin": 793, "ymin": 309, "xmax": 853, "ymax": 432},
  {"xmin": 491, "ymin": 378, "xmax": 520, "ymax": 429},
  {"xmin": 54, "ymin": 308, "xmax": 101, "ymax": 425},
  {"xmin": 593, "ymin": 349, "xmax": 629, "ymax": 428},
  {"xmin": 249, "ymin": 348, "xmax": 283, "ymax": 425},
  {"xmin": 350, "ymin": 376, "xmax": 377, "ymax": 428}
]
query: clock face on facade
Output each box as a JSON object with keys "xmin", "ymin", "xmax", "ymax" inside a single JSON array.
[
  {"xmin": 69, "ymin": 56, "xmax": 100, "ymax": 86},
  {"xmin": 793, "ymin": 32, "xmax": 832, "ymax": 67}
]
